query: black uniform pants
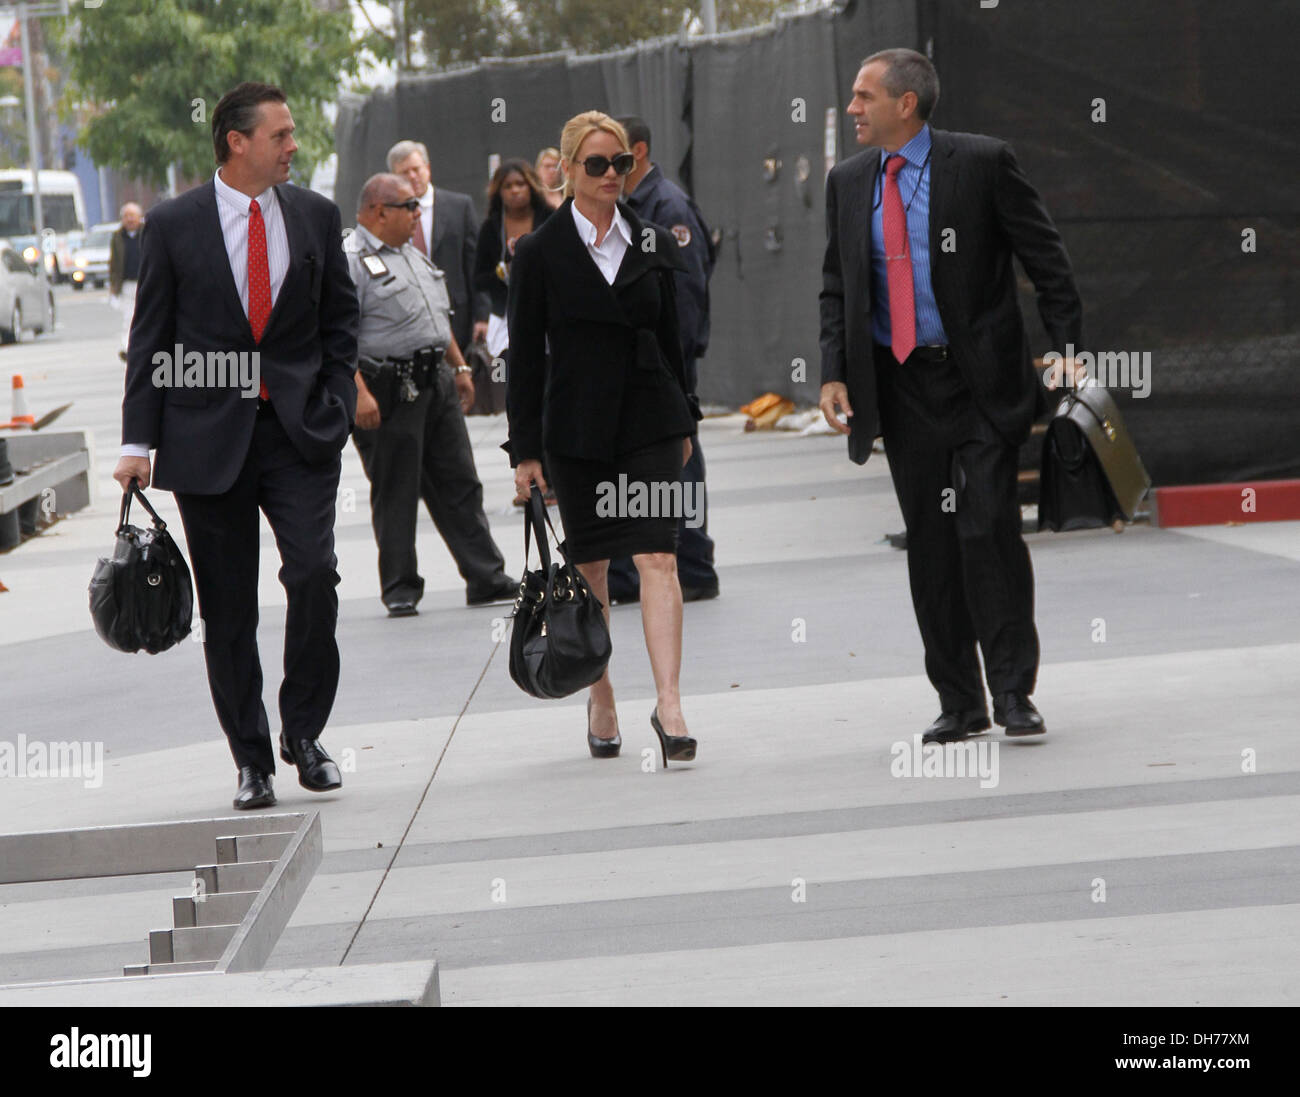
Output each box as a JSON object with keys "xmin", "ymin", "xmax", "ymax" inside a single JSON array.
[
  {"xmin": 175, "ymin": 407, "xmax": 342, "ymax": 775},
  {"xmin": 607, "ymin": 358, "xmax": 717, "ymax": 596},
  {"xmin": 352, "ymin": 364, "xmax": 507, "ymax": 606},
  {"xmin": 874, "ymin": 343, "xmax": 1039, "ymax": 712}
]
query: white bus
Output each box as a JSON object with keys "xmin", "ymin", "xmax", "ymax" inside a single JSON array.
[{"xmin": 0, "ymin": 169, "xmax": 89, "ymax": 283}]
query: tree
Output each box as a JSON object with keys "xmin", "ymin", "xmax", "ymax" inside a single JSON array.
[
  {"xmin": 389, "ymin": 0, "xmax": 782, "ymax": 71},
  {"xmin": 62, "ymin": 0, "xmax": 357, "ymax": 187}
]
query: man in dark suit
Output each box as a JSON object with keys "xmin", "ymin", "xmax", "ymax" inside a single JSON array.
[
  {"xmin": 113, "ymin": 82, "xmax": 359, "ymax": 809},
  {"xmin": 387, "ymin": 140, "xmax": 490, "ymax": 350},
  {"xmin": 819, "ymin": 49, "xmax": 1083, "ymax": 743}
]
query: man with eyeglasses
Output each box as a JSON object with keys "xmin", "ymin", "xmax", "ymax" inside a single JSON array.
[{"xmin": 345, "ymin": 172, "xmax": 515, "ymax": 616}]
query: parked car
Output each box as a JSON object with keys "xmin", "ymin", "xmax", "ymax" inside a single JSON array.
[
  {"xmin": 70, "ymin": 224, "xmax": 115, "ymax": 290},
  {"xmin": 0, "ymin": 240, "xmax": 54, "ymax": 343}
]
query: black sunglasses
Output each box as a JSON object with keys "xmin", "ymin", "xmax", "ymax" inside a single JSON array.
[
  {"xmin": 381, "ymin": 198, "xmax": 420, "ymax": 212},
  {"xmin": 579, "ymin": 153, "xmax": 635, "ymax": 178}
]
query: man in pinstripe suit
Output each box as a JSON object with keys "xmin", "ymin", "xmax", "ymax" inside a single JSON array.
[
  {"xmin": 114, "ymin": 83, "xmax": 359, "ymax": 809},
  {"xmin": 819, "ymin": 49, "xmax": 1083, "ymax": 744}
]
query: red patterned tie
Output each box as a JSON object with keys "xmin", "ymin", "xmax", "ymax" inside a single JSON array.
[
  {"xmin": 412, "ymin": 211, "xmax": 428, "ymax": 257},
  {"xmin": 248, "ymin": 198, "xmax": 271, "ymax": 399},
  {"xmin": 882, "ymin": 155, "xmax": 916, "ymax": 364}
]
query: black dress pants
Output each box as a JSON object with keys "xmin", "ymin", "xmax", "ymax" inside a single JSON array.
[
  {"xmin": 352, "ymin": 364, "xmax": 507, "ymax": 606},
  {"xmin": 874, "ymin": 343, "xmax": 1039, "ymax": 712},
  {"xmin": 175, "ymin": 407, "xmax": 343, "ymax": 775}
]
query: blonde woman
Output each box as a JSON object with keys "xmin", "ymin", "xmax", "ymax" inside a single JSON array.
[
  {"xmin": 507, "ymin": 113, "xmax": 700, "ymax": 766},
  {"xmin": 534, "ymin": 147, "xmax": 565, "ymax": 209}
]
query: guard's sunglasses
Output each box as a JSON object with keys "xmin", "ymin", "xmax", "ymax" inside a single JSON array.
[
  {"xmin": 579, "ymin": 153, "xmax": 635, "ymax": 177},
  {"xmin": 382, "ymin": 198, "xmax": 420, "ymax": 212}
]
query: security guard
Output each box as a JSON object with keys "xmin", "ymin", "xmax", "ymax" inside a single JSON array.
[
  {"xmin": 345, "ymin": 172, "xmax": 516, "ymax": 616},
  {"xmin": 608, "ymin": 116, "xmax": 719, "ymax": 603}
]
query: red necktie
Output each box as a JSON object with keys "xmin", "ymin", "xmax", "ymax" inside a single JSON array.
[
  {"xmin": 248, "ymin": 198, "xmax": 271, "ymax": 398},
  {"xmin": 882, "ymin": 155, "xmax": 916, "ymax": 364},
  {"xmin": 412, "ymin": 210, "xmax": 428, "ymax": 256}
]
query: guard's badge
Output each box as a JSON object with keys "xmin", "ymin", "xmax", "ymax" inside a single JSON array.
[
  {"xmin": 671, "ymin": 223, "xmax": 691, "ymax": 247},
  {"xmin": 361, "ymin": 254, "xmax": 389, "ymax": 278}
]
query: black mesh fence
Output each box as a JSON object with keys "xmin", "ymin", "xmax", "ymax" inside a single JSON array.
[{"xmin": 334, "ymin": 0, "xmax": 1300, "ymax": 486}]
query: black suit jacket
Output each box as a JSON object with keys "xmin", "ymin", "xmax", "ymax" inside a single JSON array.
[
  {"xmin": 423, "ymin": 186, "xmax": 488, "ymax": 349},
  {"xmin": 505, "ymin": 197, "xmax": 701, "ymax": 465},
  {"xmin": 819, "ymin": 128, "xmax": 1083, "ymax": 464},
  {"xmin": 122, "ymin": 181, "xmax": 359, "ymax": 495},
  {"xmin": 473, "ymin": 201, "xmax": 552, "ymax": 317}
]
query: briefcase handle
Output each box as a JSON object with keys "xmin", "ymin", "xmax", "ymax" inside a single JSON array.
[{"xmin": 118, "ymin": 481, "xmax": 168, "ymax": 536}]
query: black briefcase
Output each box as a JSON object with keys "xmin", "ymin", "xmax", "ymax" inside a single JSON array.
[
  {"xmin": 466, "ymin": 340, "xmax": 507, "ymax": 416},
  {"xmin": 88, "ymin": 484, "xmax": 194, "ymax": 654},
  {"xmin": 508, "ymin": 487, "xmax": 611, "ymax": 699},
  {"xmin": 1039, "ymin": 380, "xmax": 1151, "ymax": 531}
]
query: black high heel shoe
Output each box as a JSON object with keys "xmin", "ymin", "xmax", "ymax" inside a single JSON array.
[
  {"xmin": 587, "ymin": 698, "xmax": 621, "ymax": 758},
  {"xmin": 650, "ymin": 708, "xmax": 696, "ymax": 767}
]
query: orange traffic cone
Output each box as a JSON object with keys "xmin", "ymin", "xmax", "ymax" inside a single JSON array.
[{"xmin": 10, "ymin": 375, "xmax": 34, "ymax": 428}]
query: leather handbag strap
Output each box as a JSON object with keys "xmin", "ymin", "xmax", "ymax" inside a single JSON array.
[
  {"xmin": 119, "ymin": 482, "xmax": 167, "ymax": 535},
  {"xmin": 522, "ymin": 485, "xmax": 556, "ymax": 571}
]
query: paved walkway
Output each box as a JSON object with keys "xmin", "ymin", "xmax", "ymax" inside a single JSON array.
[{"xmin": 2, "ymin": 289, "xmax": 1297, "ymax": 1004}]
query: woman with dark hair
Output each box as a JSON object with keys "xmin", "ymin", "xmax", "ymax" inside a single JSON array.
[{"xmin": 474, "ymin": 158, "xmax": 552, "ymax": 359}]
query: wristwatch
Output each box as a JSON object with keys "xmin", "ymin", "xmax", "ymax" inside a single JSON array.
[{"xmin": 453, "ymin": 365, "xmax": 473, "ymax": 375}]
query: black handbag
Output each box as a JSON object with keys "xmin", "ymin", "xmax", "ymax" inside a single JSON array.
[
  {"xmin": 88, "ymin": 484, "xmax": 194, "ymax": 654},
  {"xmin": 508, "ymin": 486, "xmax": 612, "ymax": 699}
]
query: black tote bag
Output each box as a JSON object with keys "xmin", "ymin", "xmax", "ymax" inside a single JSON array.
[
  {"xmin": 88, "ymin": 484, "xmax": 194, "ymax": 654},
  {"xmin": 508, "ymin": 486, "xmax": 612, "ymax": 699}
]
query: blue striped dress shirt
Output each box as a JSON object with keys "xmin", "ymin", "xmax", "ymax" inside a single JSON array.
[{"xmin": 869, "ymin": 124, "xmax": 948, "ymax": 349}]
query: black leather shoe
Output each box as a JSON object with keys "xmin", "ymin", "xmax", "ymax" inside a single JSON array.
[
  {"xmin": 233, "ymin": 766, "xmax": 276, "ymax": 810},
  {"xmin": 386, "ymin": 601, "xmax": 418, "ymax": 618},
  {"xmin": 650, "ymin": 708, "xmax": 696, "ymax": 766},
  {"xmin": 921, "ymin": 708, "xmax": 992, "ymax": 744},
  {"xmin": 467, "ymin": 576, "xmax": 519, "ymax": 607},
  {"xmin": 279, "ymin": 733, "xmax": 343, "ymax": 791},
  {"xmin": 586, "ymin": 698, "xmax": 621, "ymax": 758},
  {"xmin": 680, "ymin": 583, "xmax": 720, "ymax": 603},
  {"xmin": 994, "ymin": 692, "xmax": 1046, "ymax": 736}
]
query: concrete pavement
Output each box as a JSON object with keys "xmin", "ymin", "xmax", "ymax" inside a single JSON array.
[{"xmin": 1, "ymin": 287, "xmax": 1297, "ymax": 1005}]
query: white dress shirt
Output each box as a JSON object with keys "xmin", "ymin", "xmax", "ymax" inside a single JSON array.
[
  {"xmin": 570, "ymin": 200, "xmax": 631, "ymax": 285},
  {"xmin": 416, "ymin": 185, "xmax": 434, "ymax": 258},
  {"xmin": 121, "ymin": 170, "xmax": 291, "ymax": 458},
  {"xmin": 213, "ymin": 167, "xmax": 290, "ymax": 315}
]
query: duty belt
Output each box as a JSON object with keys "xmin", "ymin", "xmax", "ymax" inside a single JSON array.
[{"xmin": 368, "ymin": 345, "xmax": 444, "ymax": 402}]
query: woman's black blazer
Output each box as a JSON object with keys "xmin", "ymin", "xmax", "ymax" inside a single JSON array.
[
  {"xmin": 473, "ymin": 202, "xmax": 551, "ymax": 317},
  {"xmin": 504, "ymin": 197, "xmax": 701, "ymax": 465}
]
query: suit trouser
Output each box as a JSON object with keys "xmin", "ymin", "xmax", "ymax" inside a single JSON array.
[
  {"xmin": 607, "ymin": 357, "xmax": 717, "ymax": 595},
  {"xmin": 874, "ymin": 343, "xmax": 1039, "ymax": 712},
  {"xmin": 175, "ymin": 408, "xmax": 342, "ymax": 775},
  {"xmin": 352, "ymin": 364, "xmax": 507, "ymax": 606}
]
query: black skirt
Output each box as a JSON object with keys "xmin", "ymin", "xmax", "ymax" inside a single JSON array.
[{"xmin": 545, "ymin": 437, "xmax": 684, "ymax": 563}]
